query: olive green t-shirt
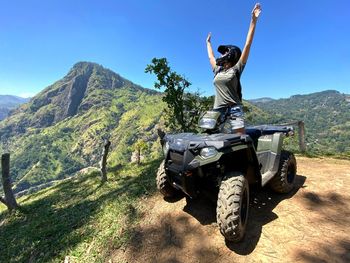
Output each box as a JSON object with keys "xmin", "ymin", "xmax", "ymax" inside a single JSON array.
[{"xmin": 213, "ymin": 60, "xmax": 245, "ymax": 109}]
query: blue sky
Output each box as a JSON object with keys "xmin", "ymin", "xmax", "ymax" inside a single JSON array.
[{"xmin": 0, "ymin": 0, "xmax": 349, "ymax": 99}]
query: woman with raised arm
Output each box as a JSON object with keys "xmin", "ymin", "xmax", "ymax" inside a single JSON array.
[{"xmin": 206, "ymin": 3, "xmax": 262, "ymax": 134}]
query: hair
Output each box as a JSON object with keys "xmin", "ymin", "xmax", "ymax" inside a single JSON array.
[{"xmin": 216, "ymin": 45, "xmax": 241, "ymax": 66}]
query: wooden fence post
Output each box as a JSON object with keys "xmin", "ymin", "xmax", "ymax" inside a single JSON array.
[
  {"xmin": 0, "ymin": 153, "xmax": 18, "ymax": 211},
  {"xmin": 100, "ymin": 140, "xmax": 111, "ymax": 183},
  {"xmin": 298, "ymin": 121, "xmax": 306, "ymax": 153}
]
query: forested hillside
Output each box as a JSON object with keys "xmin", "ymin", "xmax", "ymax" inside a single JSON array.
[
  {"xmin": 0, "ymin": 62, "xmax": 348, "ymax": 195},
  {"xmin": 250, "ymin": 90, "xmax": 350, "ymax": 156},
  {"xmin": 0, "ymin": 62, "xmax": 165, "ymax": 194}
]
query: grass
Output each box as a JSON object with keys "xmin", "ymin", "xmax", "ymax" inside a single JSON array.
[{"xmin": 0, "ymin": 158, "xmax": 162, "ymax": 263}]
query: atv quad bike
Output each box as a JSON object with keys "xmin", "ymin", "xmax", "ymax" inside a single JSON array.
[{"xmin": 156, "ymin": 110, "xmax": 297, "ymax": 242}]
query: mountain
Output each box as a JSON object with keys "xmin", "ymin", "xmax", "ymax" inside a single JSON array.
[
  {"xmin": 248, "ymin": 97, "xmax": 275, "ymax": 104},
  {"xmin": 0, "ymin": 62, "xmax": 165, "ymax": 194},
  {"xmin": 0, "ymin": 95, "xmax": 30, "ymax": 120},
  {"xmin": 0, "ymin": 95, "xmax": 29, "ymax": 107},
  {"xmin": 250, "ymin": 90, "xmax": 350, "ymax": 155}
]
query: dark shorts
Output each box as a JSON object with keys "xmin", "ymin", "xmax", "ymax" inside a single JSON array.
[{"xmin": 213, "ymin": 105, "xmax": 245, "ymax": 133}]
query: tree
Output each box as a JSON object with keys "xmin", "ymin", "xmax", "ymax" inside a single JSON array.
[
  {"xmin": 132, "ymin": 139, "xmax": 148, "ymax": 165},
  {"xmin": 145, "ymin": 58, "xmax": 211, "ymax": 132},
  {"xmin": 0, "ymin": 153, "xmax": 19, "ymax": 211}
]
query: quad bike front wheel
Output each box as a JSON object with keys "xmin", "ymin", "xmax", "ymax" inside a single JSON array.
[
  {"xmin": 269, "ymin": 150, "xmax": 297, "ymax": 193},
  {"xmin": 156, "ymin": 160, "xmax": 177, "ymax": 198},
  {"xmin": 217, "ymin": 172, "xmax": 249, "ymax": 242}
]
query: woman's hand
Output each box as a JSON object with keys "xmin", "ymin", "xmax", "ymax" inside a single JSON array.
[
  {"xmin": 240, "ymin": 3, "xmax": 261, "ymax": 64},
  {"xmin": 252, "ymin": 3, "xmax": 261, "ymax": 20},
  {"xmin": 206, "ymin": 32, "xmax": 216, "ymax": 69},
  {"xmin": 206, "ymin": 32, "xmax": 212, "ymax": 43}
]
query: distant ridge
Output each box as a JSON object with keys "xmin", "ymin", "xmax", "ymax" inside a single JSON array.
[
  {"xmin": 250, "ymin": 89, "xmax": 350, "ymax": 155},
  {"xmin": 0, "ymin": 95, "xmax": 30, "ymax": 120},
  {"xmin": 248, "ymin": 97, "xmax": 275, "ymax": 104},
  {"xmin": 0, "ymin": 95, "xmax": 30, "ymax": 106}
]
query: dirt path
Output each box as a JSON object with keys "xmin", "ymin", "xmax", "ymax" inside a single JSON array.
[{"xmin": 114, "ymin": 157, "xmax": 350, "ymax": 263}]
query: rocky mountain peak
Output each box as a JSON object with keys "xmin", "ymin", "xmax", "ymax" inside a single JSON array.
[{"xmin": 1, "ymin": 62, "xmax": 149, "ymax": 135}]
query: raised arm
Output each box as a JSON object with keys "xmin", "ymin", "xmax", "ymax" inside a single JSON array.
[
  {"xmin": 206, "ymin": 32, "xmax": 216, "ymax": 70},
  {"xmin": 240, "ymin": 3, "xmax": 262, "ymax": 65}
]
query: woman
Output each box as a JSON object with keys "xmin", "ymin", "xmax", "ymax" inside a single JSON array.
[{"xmin": 206, "ymin": 3, "xmax": 262, "ymax": 134}]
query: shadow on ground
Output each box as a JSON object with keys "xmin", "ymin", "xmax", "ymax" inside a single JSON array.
[
  {"xmin": 300, "ymin": 190, "xmax": 350, "ymax": 226},
  {"xmin": 294, "ymin": 188, "xmax": 350, "ymax": 262},
  {"xmin": 296, "ymin": 239, "xmax": 350, "ymax": 263},
  {"xmin": 127, "ymin": 212, "xmax": 221, "ymax": 263}
]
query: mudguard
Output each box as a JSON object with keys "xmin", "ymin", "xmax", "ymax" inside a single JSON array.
[{"xmin": 257, "ymin": 133, "xmax": 284, "ymax": 186}]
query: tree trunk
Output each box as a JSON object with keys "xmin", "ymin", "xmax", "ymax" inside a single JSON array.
[
  {"xmin": 0, "ymin": 153, "xmax": 18, "ymax": 211},
  {"xmin": 100, "ymin": 140, "xmax": 111, "ymax": 182}
]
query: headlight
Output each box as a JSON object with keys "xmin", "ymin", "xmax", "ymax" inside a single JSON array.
[
  {"xmin": 163, "ymin": 141, "xmax": 169, "ymax": 156},
  {"xmin": 200, "ymin": 147, "xmax": 218, "ymax": 159}
]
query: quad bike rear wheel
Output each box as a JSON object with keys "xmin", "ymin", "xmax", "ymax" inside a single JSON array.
[
  {"xmin": 269, "ymin": 150, "xmax": 297, "ymax": 193},
  {"xmin": 217, "ymin": 172, "xmax": 249, "ymax": 242}
]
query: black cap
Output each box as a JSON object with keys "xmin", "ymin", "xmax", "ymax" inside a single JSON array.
[
  {"xmin": 218, "ymin": 45, "xmax": 233, "ymax": 54},
  {"xmin": 216, "ymin": 45, "xmax": 242, "ymax": 66}
]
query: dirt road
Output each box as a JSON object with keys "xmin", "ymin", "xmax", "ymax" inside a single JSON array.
[{"xmin": 114, "ymin": 157, "xmax": 350, "ymax": 263}]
